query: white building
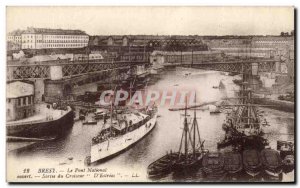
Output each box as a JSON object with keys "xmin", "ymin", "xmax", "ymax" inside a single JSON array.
[
  {"xmin": 7, "ymin": 30, "xmax": 24, "ymax": 50},
  {"xmin": 8, "ymin": 27, "xmax": 89, "ymax": 50}
]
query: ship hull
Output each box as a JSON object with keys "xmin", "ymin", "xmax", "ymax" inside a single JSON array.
[
  {"xmin": 90, "ymin": 114, "xmax": 157, "ymax": 164},
  {"xmin": 6, "ymin": 110, "xmax": 74, "ymax": 139}
]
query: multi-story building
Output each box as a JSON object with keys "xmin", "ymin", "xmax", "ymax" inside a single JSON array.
[
  {"xmin": 7, "ymin": 29, "xmax": 24, "ymax": 50},
  {"xmin": 7, "ymin": 27, "xmax": 89, "ymax": 50},
  {"xmin": 6, "ymin": 81, "xmax": 35, "ymax": 121}
]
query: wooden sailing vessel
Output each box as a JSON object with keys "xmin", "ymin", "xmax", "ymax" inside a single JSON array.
[
  {"xmin": 173, "ymin": 96, "xmax": 208, "ymax": 172},
  {"xmin": 218, "ymin": 73, "xmax": 270, "ymax": 151}
]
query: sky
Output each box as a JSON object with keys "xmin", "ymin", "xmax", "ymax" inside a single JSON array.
[{"xmin": 6, "ymin": 6, "xmax": 294, "ymax": 36}]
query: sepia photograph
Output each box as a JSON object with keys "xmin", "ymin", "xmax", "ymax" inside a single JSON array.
[{"xmin": 5, "ymin": 6, "xmax": 295, "ymax": 183}]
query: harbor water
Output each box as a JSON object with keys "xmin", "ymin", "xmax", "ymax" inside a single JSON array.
[{"xmin": 7, "ymin": 68, "xmax": 294, "ymax": 182}]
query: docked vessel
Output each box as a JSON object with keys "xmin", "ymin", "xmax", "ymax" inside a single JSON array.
[
  {"xmin": 243, "ymin": 149, "xmax": 262, "ymax": 177},
  {"xmin": 87, "ymin": 103, "xmax": 158, "ymax": 164},
  {"xmin": 202, "ymin": 152, "xmax": 225, "ymax": 174},
  {"xmin": 147, "ymin": 152, "xmax": 180, "ymax": 178},
  {"xmin": 147, "ymin": 97, "xmax": 208, "ymax": 177},
  {"xmin": 7, "ymin": 103, "xmax": 74, "ymax": 139},
  {"xmin": 173, "ymin": 97, "xmax": 208, "ymax": 173},
  {"xmin": 218, "ymin": 74, "xmax": 271, "ymax": 151},
  {"xmin": 260, "ymin": 148, "xmax": 283, "ymax": 179},
  {"xmin": 223, "ymin": 152, "xmax": 243, "ymax": 174},
  {"xmin": 282, "ymin": 155, "xmax": 294, "ymax": 173},
  {"xmin": 202, "ymin": 152, "xmax": 226, "ymax": 180}
]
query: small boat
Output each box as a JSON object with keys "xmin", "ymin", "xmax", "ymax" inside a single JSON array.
[
  {"xmin": 83, "ymin": 120, "xmax": 97, "ymax": 125},
  {"xmin": 219, "ymin": 80, "xmax": 225, "ymax": 90},
  {"xmin": 147, "ymin": 152, "xmax": 179, "ymax": 178},
  {"xmin": 202, "ymin": 152, "xmax": 225, "ymax": 174},
  {"xmin": 212, "ymin": 86, "xmax": 219, "ymax": 89},
  {"xmin": 243, "ymin": 149, "xmax": 262, "ymax": 177},
  {"xmin": 277, "ymin": 140, "xmax": 294, "ymax": 160},
  {"xmin": 233, "ymin": 79, "xmax": 242, "ymax": 86},
  {"xmin": 282, "ymin": 155, "xmax": 294, "ymax": 173},
  {"xmin": 210, "ymin": 106, "xmax": 221, "ymax": 114},
  {"xmin": 223, "ymin": 152, "xmax": 243, "ymax": 174},
  {"xmin": 79, "ymin": 115, "xmax": 86, "ymax": 121},
  {"xmin": 260, "ymin": 148, "xmax": 283, "ymax": 177},
  {"xmin": 210, "ymin": 109, "xmax": 221, "ymax": 114}
]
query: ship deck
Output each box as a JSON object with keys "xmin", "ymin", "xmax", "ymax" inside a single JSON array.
[{"xmin": 7, "ymin": 103, "xmax": 71, "ymax": 126}]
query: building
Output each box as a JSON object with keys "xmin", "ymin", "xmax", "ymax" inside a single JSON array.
[
  {"xmin": 7, "ymin": 29, "xmax": 24, "ymax": 50},
  {"xmin": 7, "ymin": 27, "xmax": 89, "ymax": 50},
  {"xmin": 7, "ymin": 81, "xmax": 35, "ymax": 121}
]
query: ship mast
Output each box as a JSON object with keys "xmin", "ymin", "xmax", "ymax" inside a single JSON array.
[
  {"xmin": 193, "ymin": 94, "xmax": 197, "ymax": 158},
  {"xmin": 110, "ymin": 86, "xmax": 117, "ymax": 136},
  {"xmin": 184, "ymin": 97, "xmax": 188, "ymax": 162}
]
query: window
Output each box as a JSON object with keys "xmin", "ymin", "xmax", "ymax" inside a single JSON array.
[
  {"xmin": 18, "ymin": 98, "xmax": 21, "ymax": 106},
  {"xmin": 23, "ymin": 97, "xmax": 26, "ymax": 105}
]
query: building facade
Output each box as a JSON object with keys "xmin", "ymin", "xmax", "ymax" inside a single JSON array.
[
  {"xmin": 7, "ymin": 81, "xmax": 35, "ymax": 121},
  {"xmin": 7, "ymin": 27, "xmax": 89, "ymax": 50},
  {"xmin": 7, "ymin": 30, "xmax": 24, "ymax": 50}
]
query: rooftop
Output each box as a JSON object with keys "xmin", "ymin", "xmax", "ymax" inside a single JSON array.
[
  {"xmin": 7, "ymin": 81, "xmax": 34, "ymax": 98},
  {"xmin": 8, "ymin": 29, "xmax": 25, "ymax": 36},
  {"xmin": 23, "ymin": 27, "xmax": 88, "ymax": 35}
]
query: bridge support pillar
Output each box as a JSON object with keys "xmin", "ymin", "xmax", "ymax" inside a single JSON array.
[
  {"xmin": 50, "ymin": 65, "xmax": 63, "ymax": 80},
  {"xmin": 275, "ymin": 61, "xmax": 281, "ymax": 73},
  {"xmin": 251, "ymin": 63, "xmax": 258, "ymax": 76}
]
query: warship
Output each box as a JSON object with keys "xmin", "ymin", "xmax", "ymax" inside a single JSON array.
[{"xmin": 85, "ymin": 90, "xmax": 158, "ymax": 164}]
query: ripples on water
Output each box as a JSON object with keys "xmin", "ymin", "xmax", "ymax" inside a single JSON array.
[{"xmin": 8, "ymin": 68, "xmax": 294, "ymax": 182}]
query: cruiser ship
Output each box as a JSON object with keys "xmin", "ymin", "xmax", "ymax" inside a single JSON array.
[{"xmin": 86, "ymin": 104, "xmax": 158, "ymax": 164}]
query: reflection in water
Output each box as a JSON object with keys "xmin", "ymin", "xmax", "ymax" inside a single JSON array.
[{"xmin": 8, "ymin": 68, "xmax": 294, "ymax": 182}]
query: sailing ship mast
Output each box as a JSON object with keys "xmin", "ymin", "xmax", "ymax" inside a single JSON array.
[
  {"xmin": 178, "ymin": 95, "xmax": 203, "ymax": 162},
  {"xmin": 184, "ymin": 98, "xmax": 188, "ymax": 161}
]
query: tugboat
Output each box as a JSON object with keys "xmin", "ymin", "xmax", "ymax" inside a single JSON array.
[
  {"xmin": 260, "ymin": 148, "xmax": 283, "ymax": 180},
  {"xmin": 173, "ymin": 97, "xmax": 208, "ymax": 173},
  {"xmin": 86, "ymin": 91, "xmax": 158, "ymax": 165},
  {"xmin": 243, "ymin": 149, "xmax": 262, "ymax": 178}
]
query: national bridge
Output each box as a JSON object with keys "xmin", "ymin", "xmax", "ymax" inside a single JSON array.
[
  {"xmin": 163, "ymin": 58, "xmax": 288, "ymax": 75},
  {"xmin": 7, "ymin": 53, "xmax": 151, "ymax": 103},
  {"xmin": 163, "ymin": 59, "xmax": 282, "ymax": 75},
  {"xmin": 7, "ymin": 53, "xmax": 150, "ymax": 81}
]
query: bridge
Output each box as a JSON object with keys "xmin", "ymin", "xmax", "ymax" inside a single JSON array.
[
  {"xmin": 164, "ymin": 59, "xmax": 280, "ymax": 75},
  {"xmin": 7, "ymin": 53, "xmax": 150, "ymax": 103},
  {"xmin": 164, "ymin": 53, "xmax": 290, "ymax": 74},
  {"xmin": 7, "ymin": 53, "xmax": 150, "ymax": 81}
]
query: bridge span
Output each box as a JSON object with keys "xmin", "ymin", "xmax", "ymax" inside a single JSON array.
[{"xmin": 163, "ymin": 59, "xmax": 285, "ymax": 75}]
